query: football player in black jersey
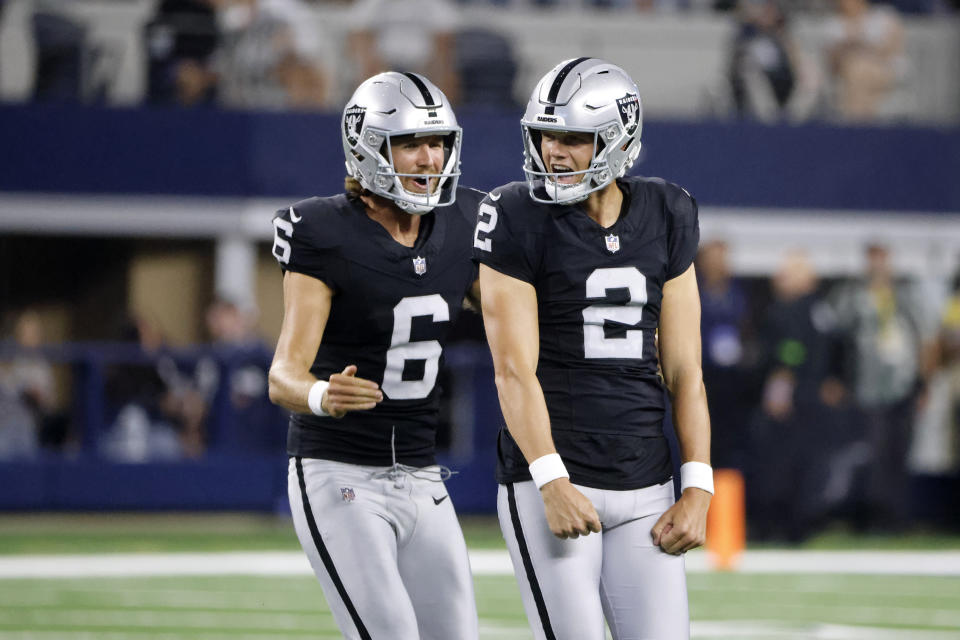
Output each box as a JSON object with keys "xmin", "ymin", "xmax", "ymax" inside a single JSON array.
[
  {"xmin": 268, "ymin": 72, "xmax": 483, "ymax": 640},
  {"xmin": 473, "ymin": 58, "xmax": 713, "ymax": 639}
]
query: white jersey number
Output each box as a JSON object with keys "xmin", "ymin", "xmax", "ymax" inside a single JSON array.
[
  {"xmin": 582, "ymin": 267, "xmax": 647, "ymax": 359},
  {"xmin": 473, "ymin": 202, "xmax": 498, "ymax": 252},
  {"xmin": 272, "ymin": 217, "xmax": 294, "ymax": 264},
  {"xmin": 382, "ymin": 294, "xmax": 450, "ymax": 399}
]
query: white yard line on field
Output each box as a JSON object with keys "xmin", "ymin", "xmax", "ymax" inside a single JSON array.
[
  {"xmin": 0, "ymin": 549, "xmax": 959, "ymax": 579},
  {"xmin": 690, "ymin": 621, "xmax": 960, "ymax": 640}
]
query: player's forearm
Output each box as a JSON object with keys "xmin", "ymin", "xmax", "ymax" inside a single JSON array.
[
  {"xmin": 667, "ymin": 369, "xmax": 711, "ymax": 465},
  {"xmin": 494, "ymin": 368, "xmax": 557, "ymax": 462}
]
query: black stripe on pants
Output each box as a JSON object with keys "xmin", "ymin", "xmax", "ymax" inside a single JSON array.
[
  {"xmin": 296, "ymin": 456, "xmax": 371, "ymax": 640},
  {"xmin": 507, "ymin": 482, "xmax": 557, "ymax": 640}
]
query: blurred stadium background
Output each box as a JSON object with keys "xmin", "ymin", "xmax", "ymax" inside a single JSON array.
[{"xmin": 0, "ymin": 0, "xmax": 959, "ymax": 638}]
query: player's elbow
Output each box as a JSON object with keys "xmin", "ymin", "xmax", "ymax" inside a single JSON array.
[
  {"xmin": 493, "ymin": 361, "xmax": 533, "ymax": 394},
  {"xmin": 267, "ymin": 365, "xmax": 287, "ymax": 407},
  {"xmin": 663, "ymin": 364, "xmax": 705, "ymax": 397}
]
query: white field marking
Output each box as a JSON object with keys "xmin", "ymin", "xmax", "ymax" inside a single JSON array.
[
  {"xmin": 13, "ymin": 608, "xmax": 333, "ymax": 631},
  {"xmin": 691, "ymin": 621, "xmax": 960, "ymax": 639},
  {"xmin": 0, "ymin": 626, "xmax": 948, "ymax": 640},
  {"xmin": 0, "ymin": 632, "xmax": 533, "ymax": 640},
  {"xmin": 0, "ymin": 587, "xmax": 321, "ymax": 610},
  {"xmin": 698, "ymin": 602, "xmax": 960, "ymax": 629},
  {"xmin": 1, "ymin": 549, "xmax": 960, "ymax": 579},
  {"xmin": 0, "ymin": 635, "xmax": 324, "ymax": 640},
  {"xmin": 686, "ymin": 550, "xmax": 960, "ymax": 576},
  {"xmin": 687, "ymin": 576, "xmax": 960, "ymax": 603}
]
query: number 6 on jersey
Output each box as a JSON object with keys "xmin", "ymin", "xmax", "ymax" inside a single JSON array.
[{"xmin": 382, "ymin": 294, "xmax": 449, "ymax": 399}]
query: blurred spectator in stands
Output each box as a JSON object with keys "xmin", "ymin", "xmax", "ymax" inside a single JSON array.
[
  {"xmin": 824, "ymin": 0, "xmax": 906, "ymax": 122},
  {"xmin": 697, "ymin": 239, "xmax": 755, "ymax": 472},
  {"xmin": 216, "ymin": 0, "xmax": 329, "ymax": 110},
  {"xmin": 30, "ymin": 0, "xmax": 87, "ymax": 102},
  {"xmin": 454, "ymin": 27, "xmax": 518, "ymax": 108},
  {"xmin": 144, "ymin": 0, "xmax": 220, "ymax": 106},
  {"xmin": 101, "ymin": 313, "xmax": 205, "ymax": 462},
  {"xmin": 748, "ymin": 251, "xmax": 847, "ymax": 541},
  {"xmin": 198, "ymin": 297, "xmax": 283, "ymax": 452},
  {"xmin": 347, "ymin": 0, "xmax": 460, "ymax": 104},
  {"xmin": 908, "ymin": 265, "xmax": 960, "ymax": 510},
  {"xmin": 727, "ymin": 0, "xmax": 820, "ymax": 122},
  {"xmin": 0, "ymin": 310, "xmax": 56, "ymax": 459},
  {"xmin": 828, "ymin": 243, "xmax": 934, "ymax": 532}
]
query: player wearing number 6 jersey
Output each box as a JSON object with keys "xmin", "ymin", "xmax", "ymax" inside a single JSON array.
[
  {"xmin": 474, "ymin": 58, "xmax": 713, "ymax": 639},
  {"xmin": 268, "ymin": 71, "xmax": 482, "ymax": 640}
]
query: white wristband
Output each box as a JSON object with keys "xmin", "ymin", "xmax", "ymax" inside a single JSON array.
[
  {"xmin": 307, "ymin": 380, "xmax": 330, "ymax": 417},
  {"xmin": 680, "ymin": 461, "xmax": 714, "ymax": 495},
  {"xmin": 529, "ymin": 453, "xmax": 569, "ymax": 489}
]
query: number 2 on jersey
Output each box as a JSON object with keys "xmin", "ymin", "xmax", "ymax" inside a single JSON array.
[
  {"xmin": 583, "ymin": 267, "xmax": 647, "ymax": 359},
  {"xmin": 473, "ymin": 202, "xmax": 498, "ymax": 252},
  {"xmin": 382, "ymin": 294, "xmax": 449, "ymax": 400}
]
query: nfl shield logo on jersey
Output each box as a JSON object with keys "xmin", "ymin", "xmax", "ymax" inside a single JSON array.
[
  {"xmin": 340, "ymin": 487, "xmax": 356, "ymax": 503},
  {"xmin": 605, "ymin": 234, "xmax": 621, "ymax": 253},
  {"xmin": 412, "ymin": 256, "xmax": 427, "ymax": 275},
  {"xmin": 343, "ymin": 104, "xmax": 366, "ymax": 147}
]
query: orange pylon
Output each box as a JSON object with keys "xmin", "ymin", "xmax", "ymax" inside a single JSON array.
[{"xmin": 705, "ymin": 468, "xmax": 746, "ymax": 570}]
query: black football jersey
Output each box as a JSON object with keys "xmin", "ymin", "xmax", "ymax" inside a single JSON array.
[
  {"xmin": 272, "ymin": 187, "xmax": 484, "ymax": 466},
  {"xmin": 473, "ymin": 177, "xmax": 700, "ymax": 490}
]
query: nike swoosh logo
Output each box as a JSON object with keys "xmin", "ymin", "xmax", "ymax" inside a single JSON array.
[
  {"xmin": 488, "ymin": 191, "xmax": 501, "ymax": 201},
  {"xmin": 289, "ymin": 206, "xmax": 302, "ymax": 223},
  {"xmin": 433, "ymin": 495, "xmax": 449, "ymax": 505}
]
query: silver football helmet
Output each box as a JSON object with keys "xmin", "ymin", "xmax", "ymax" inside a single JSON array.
[
  {"xmin": 521, "ymin": 58, "xmax": 643, "ymax": 204},
  {"xmin": 342, "ymin": 72, "xmax": 461, "ymax": 214}
]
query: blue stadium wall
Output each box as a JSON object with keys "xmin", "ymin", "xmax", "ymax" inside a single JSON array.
[{"xmin": 1, "ymin": 104, "xmax": 958, "ymax": 211}]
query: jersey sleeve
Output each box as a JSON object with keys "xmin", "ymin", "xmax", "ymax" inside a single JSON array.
[
  {"xmin": 665, "ymin": 184, "xmax": 700, "ymax": 280},
  {"xmin": 471, "ymin": 191, "xmax": 537, "ymax": 284},
  {"xmin": 271, "ymin": 203, "xmax": 346, "ymax": 292}
]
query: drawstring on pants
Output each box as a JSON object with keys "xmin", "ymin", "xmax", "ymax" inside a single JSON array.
[{"xmin": 370, "ymin": 426, "xmax": 456, "ymax": 488}]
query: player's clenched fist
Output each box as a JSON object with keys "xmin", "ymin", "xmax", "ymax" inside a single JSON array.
[
  {"xmin": 540, "ymin": 478, "xmax": 602, "ymax": 539},
  {"xmin": 322, "ymin": 365, "xmax": 383, "ymax": 418}
]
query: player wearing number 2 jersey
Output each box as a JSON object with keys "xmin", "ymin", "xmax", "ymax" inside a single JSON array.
[
  {"xmin": 268, "ymin": 72, "xmax": 482, "ymax": 640},
  {"xmin": 474, "ymin": 58, "xmax": 713, "ymax": 639}
]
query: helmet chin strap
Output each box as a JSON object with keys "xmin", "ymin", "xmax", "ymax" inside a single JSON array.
[{"xmin": 395, "ymin": 198, "xmax": 435, "ymax": 215}]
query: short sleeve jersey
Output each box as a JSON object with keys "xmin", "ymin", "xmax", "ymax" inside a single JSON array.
[
  {"xmin": 273, "ymin": 187, "xmax": 484, "ymax": 467},
  {"xmin": 473, "ymin": 177, "xmax": 700, "ymax": 490}
]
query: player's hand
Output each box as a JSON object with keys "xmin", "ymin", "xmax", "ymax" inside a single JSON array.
[
  {"xmin": 651, "ymin": 488, "xmax": 711, "ymax": 555},
  {"xmin": 540, "ymin": 478, "xmax": 602, "ymax": 540},
  {"xmin": 321, "ymin": 365, "xmax": 383, "ymax": 418}
]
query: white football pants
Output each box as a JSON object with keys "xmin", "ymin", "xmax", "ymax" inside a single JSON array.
[
  {"xmin": 498, "ymin": 480, "xmax": 689, "ymax": 640},
  {"xmin": 289, "ymin": 457, "xmax": 478, "ymax": 640}
]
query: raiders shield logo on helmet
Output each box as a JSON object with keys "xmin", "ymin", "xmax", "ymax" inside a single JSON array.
[
  {"xmin": 343, "ymin": 105, "xmax": 366, "ymax": 147},
  {"xmin": 616, "ymin": 94, "xmax": 640, "ymax": 136}
]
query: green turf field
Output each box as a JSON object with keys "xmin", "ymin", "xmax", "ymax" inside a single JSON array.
[{"xmin": 1, "ymin": 514, "xmax": 958, "ymax": 639}]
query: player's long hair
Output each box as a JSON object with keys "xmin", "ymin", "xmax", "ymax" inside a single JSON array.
[{"xmin": 344, "ymin": 176, "xmax": 368, "ymax": 200}]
